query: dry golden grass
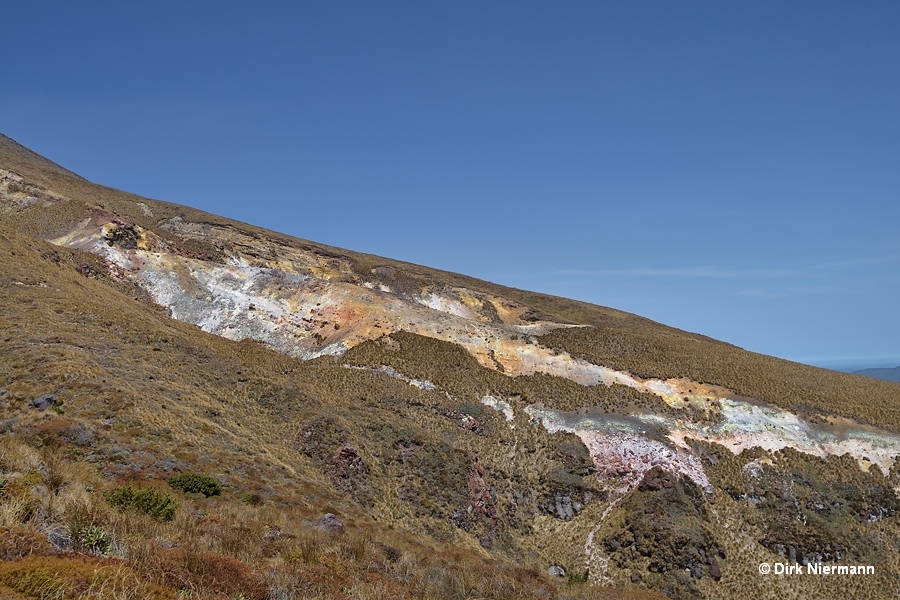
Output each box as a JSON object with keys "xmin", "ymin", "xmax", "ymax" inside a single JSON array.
[{"xmin": 1, "ymin": 428, "xmax": 667, "ymax": 599}]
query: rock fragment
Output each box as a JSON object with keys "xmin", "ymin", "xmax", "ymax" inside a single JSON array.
[
  {"xmin": 547, "ymin": 565, "xmax": 566, "ymax": 578},
  {"xmin": 31, "ymin": 394, "xmax": 56, "ymax": 410},
  {"xmin": 315, "ymin": 513, "xmax": 345, "ymax": 534}
]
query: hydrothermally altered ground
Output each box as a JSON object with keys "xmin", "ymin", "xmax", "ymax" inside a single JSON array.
[{"xmin": 44, "ymin": 204, "xmax": 900, "ymax": 483}]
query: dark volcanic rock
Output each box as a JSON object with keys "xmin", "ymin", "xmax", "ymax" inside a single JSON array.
[
  {"xmin": 735, "ymin": 452, "xmax": 899, "ymax": 565},
  {"xmin": 296, "ymin": 417, "xmax": 373, "ymax": 505},
  {"xmin": 66, "ymin": 423, "xmax": 95, "ymax": 447},
  {"xmin": 31, "ymin": 394, "xmax": 56, "ymax": 410},
  {"xmin": 315, "ymin": 513, "xmax": 345, "ymax": 534},
  {"xmin": 708, "ymin": 556, "xmax": 722, "ymax": 580},
  {"xmin": 601, "ymin": 467, "xmax": 723, "ymax": 597},
  {"xmin": 540, "ymin": 467, "xmax": 599, "ymax": 521},
  {"xmin": 45, "ymin": 526, "xmax": 72, "ymax": 551}
]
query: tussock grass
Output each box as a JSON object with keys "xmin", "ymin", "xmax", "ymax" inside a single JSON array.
[{"xmin": 1, "ymin": 433, "xmax": 666, "ymax": 599}]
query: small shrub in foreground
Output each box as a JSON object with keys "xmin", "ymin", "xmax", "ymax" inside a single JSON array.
[
  {"xmin": 80, "ymin": 525, "xmax": 111, "ymax": 555},
  {"xmin": 168, "ymin": 472, "xmax": 221, "ymax": 497}
]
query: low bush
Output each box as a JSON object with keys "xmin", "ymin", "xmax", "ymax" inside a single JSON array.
[
  {"xmin": 568, "ymin": 569, "xmax": 589, "ymax": 584},
  {"xmin": 80, "ymin": 525, "xmax": 111, "ymax": 555},
  {"xmin": 239, "ymin": 491, "xmax": 262, "ymax": 506},
  {"xmin": 168, "ymin": 472, "xmax": 222, "ymax": 497},
  {"xmin": 104, "ymin": 485, "xmax": 177, "ymax": 521}
]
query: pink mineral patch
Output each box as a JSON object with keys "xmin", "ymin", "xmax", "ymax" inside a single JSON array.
[
  {"xmin": 525, "ymin": 407, "xmax": 712, "ymax": 496},
  {"xmin": 576, "ymin": 429, "xmax": 711, "ymax": 495}
]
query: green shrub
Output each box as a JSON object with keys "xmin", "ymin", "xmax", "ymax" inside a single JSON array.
[
  {"xmin": 239, "ymin": 491, "xmax": 262, "ymax": 506},
  {"xmin": 68, "ymin": 518, "xmax": 111, "ymax": 555},
  {"xmin": 104, "ymin": 485, "xmax": 177, "ymax": 521},
  {"xmin": 168, "ymin": 472, "xmax": 221, "ymax": 497},
  {"xmin": 567, "ymin": 569, "xmax": 589, "ymax": 584},
  {"xmin": 81, "ymin": 525, "xmax": 111, "ymax": 555}
]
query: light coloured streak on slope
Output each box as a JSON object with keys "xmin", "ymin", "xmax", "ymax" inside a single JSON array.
[
  {"xmin": 480, "ymin": 395, "xmax": 515, "ymax": 423},
  {"xmin": 342, "ymin": 364, "xmax": 437, "ymax": 390}
]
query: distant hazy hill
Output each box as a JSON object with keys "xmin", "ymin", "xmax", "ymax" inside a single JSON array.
[{"xmin": 854, "ymin": 366, "xmax": 900, "ymax": 382}]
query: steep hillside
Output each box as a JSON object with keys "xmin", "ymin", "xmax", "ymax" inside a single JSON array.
[{"xmin": 1, "ymin": 132, "xmax": 899, "ymax": 600}]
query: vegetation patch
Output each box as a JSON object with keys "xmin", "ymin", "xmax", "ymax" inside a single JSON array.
[
  {"xmin": 72, "ymin": 524, "xmax": 111, "ymax": 555},
  {"xmin": 104, "ymin": 485, "xmax": 178, "ymax": 521},
  {"xmin": 168, "ymin": 472, "xmax": 222, "ymax": 497},
  {"xmin": 720, "ymin": 450, "xmax": 898, "ymax": 564}
]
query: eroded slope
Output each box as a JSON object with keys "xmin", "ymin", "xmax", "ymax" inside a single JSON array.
[{"xmin": 3, "ymin": 133, "xmax": 900, "ymax": 599}]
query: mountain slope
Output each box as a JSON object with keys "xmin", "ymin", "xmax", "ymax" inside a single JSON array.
[{"xmin": 1, "ymin": 132, "xmax": 899, "ymax": 600}]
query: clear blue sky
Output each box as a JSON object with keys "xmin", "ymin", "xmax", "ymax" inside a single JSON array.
[{"xmin": 2, "ymin": 2, "xmax": 898, "ymax": 370}]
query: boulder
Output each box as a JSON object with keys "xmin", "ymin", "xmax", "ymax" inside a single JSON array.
[
  {"xmin": 31, "ymin": 394, "xmax": 56, "ymax": 410},
  {"xmin": 548, "ymin": 565, "xmax": 567, "ymax": 578},
  {"xmin": 708, "ymin": 556, "xmax": 722, "ymax": 581},
  {"xmin": 315, "ymin": 513, "xmax": 345, "ymax": 534}
]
